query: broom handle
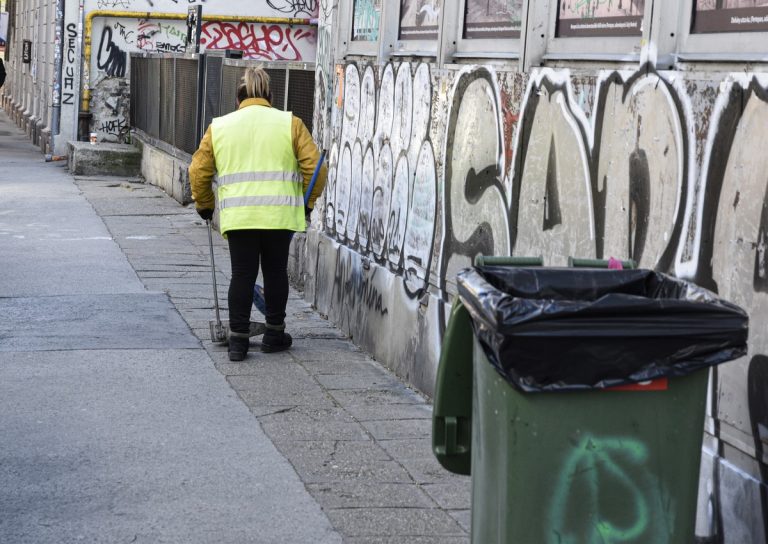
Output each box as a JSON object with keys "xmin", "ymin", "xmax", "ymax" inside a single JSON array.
[
  {"xmin": 207, "ymin": 219, "xmax": 222, "ymax": 326},
  {"xmin": 304, "ymin": 149, "xmax": 327, "ymax": 206}
]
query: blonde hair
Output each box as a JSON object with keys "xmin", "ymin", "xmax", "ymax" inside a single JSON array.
[{"xmin": 238, "ymin": 66, "xmax": 271, "ymax": 102}]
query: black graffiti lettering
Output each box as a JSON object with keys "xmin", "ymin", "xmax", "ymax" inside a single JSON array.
[
  {"xmin": 155, "ymin": 41, "xmax": 184, "ymax": 53},
  {"xmin": 96, "ymin": 26, "xmax": 127, "ymax": 78},
  {"xmin": 98, "ymin": 117, "xmax": 128, "ymax": 136},
  {"xmin": 266, "ymin": 0, "xmax": 318, "ymax": 17},
  {"xmin": 114, "ymin": 21, "xmax": 135, "ymax": 43},
  {"xmin": 332, "ymin": 253, "xmax": 388, "ymax": 317},
  {"xmin": 97, "ymin": 0, "xmax": 130, "ymax": 8},
  {"xmin": 62, "ymin": 93, "xmax": 74, "ymax": 105}
]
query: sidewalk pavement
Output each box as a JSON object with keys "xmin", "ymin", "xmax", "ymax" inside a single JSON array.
[{"xmin": 0, "ymin": 118, "xmax": 471, "ymax": 541}]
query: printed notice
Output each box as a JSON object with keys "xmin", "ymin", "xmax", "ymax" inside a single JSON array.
[
  {"xmin": 557, "ymin": 0, "xmax": 645, "ymax": 38},
  {"xmin": 464, "ymin": 0, "xmax": 523, "ymax": 39},
  {"xmin": 399, "ymin": 0, "xmax": 442, "ymax": 40},
  {"xmin": 693, "ymin": 0, "xmax": 768, "ymax": 33}
]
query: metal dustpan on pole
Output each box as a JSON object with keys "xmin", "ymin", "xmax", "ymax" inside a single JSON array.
[{"xmin": 206, "ymin": 220, "xmax": 266, "ymax": 344}]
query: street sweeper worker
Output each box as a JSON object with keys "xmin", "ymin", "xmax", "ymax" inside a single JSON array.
[{"xmin": 189, "ymin": 66, "xmax": 326, "ymax": 361}]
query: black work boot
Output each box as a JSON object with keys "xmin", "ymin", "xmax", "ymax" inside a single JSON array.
[
  {"xmin": 261, "ymin": 322, "xmax": 292, "ymax": 353},
  {"xmin": 228, "ymin": 332, "xmax": 250, "ymax": 361}
]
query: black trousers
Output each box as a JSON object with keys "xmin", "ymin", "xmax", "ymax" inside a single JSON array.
[{"xmin": 227, "ymin": 229, "xmax": 293, "ymax": 334}]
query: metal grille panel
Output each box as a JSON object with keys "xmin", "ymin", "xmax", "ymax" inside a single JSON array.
[
  {"xmin": 174, "ymin": 58, "xmax": 199, "ymax": 154},
  {"xmin": 147, "ymin": 59, "xmax": 161, "ymax": 139},
  {"xmin": 287, "ymin": 69, "xmax": 315, "ymax": 134},
  {"xmin": 220, "ymin": 65, "xmax": 242, "ymax": 117},
  {"xmin": 159, "ymin": 59, "xmax": 174, "ymax": 145},
  {"xmin": 203, "ymin": 56, "xmax": 223, "ymax": 133},
  {"xmin": 129, "ymin": 54, "xmax": 316, "ymax": 155},
  {"xmin": 266, "ymin": 68, "xmax": 286, "ymax": 110}
]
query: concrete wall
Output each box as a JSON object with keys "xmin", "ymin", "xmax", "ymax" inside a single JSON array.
[
  {"xmin": 134, "ymin": 134, "xmax": 192, "ymax": 205},
  {"xmin": 296, "ymin": 3, "xmax": 768, "ymax": 542}
]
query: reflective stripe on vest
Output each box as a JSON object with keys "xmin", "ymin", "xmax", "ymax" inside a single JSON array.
[
  {"xmin": 220, "ymin": 195, "xmax": 304, "ymax": 209},
  {"xmin": 211, "ymin": 105, "xmax": 304, "ymax": 234},
  {"xmin": 218, "ymin": 171, "xmax": 302, "ymax": 185}
]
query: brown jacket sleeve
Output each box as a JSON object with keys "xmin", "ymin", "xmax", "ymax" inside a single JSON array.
[
  {"xmin": 292, "ymin": 116, "xmax": 327, "ymax": 210},
  {"xmin": 189, "ymin": 126, "xmax": 217, "ymax": 211}
]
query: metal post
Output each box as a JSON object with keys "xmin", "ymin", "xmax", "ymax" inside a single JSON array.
[{"xmin": 195, "ymin": 52, "xmax": 206, "ymax": 147}]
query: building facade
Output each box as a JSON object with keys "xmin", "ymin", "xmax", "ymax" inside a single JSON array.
[
  {"xmin": 303, "ymin": 1, "xmax": 768, "ymax": 542},
  {"xmin": 0, "ymin": 0, "xmax": 318, "ymax": 155}
]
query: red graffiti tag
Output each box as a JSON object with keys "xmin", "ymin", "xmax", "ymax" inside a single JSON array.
[
  {"xmin": 137, "ymin": 19, "xmax": 162, "ymax": 50},
  {"xmin": 200, "ymin": 22, "xmax": 314, "ymax": 61}
]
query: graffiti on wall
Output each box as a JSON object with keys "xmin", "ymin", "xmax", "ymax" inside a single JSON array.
[
  {"xmin": 692, "ymin": 77, "xmax": 768, "ymax": 542},
  {"xmin": 88, "ymin": 16, "xmax": 316, "ymax": 140},
  {"xmin": 324, "ymin": 62, "xmax": 437, "ymax": 298},
  {"xmin": 200, "ymin": 23, "xmax": 315, "ymax": 61},
  {"xmin": 319, "ymin": 61, "xmax": 768, "ymax": 540},
  {"xmin": 86, "ymin": 0, "xmax": 319, "ymax": 18}
]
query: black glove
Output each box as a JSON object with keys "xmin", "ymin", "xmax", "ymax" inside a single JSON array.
[
  {"xmin": 197, "ymin": 208, "xmax": 214, "ymax": 221},
  {"xmin": 305, "ymin": 206, "xmax": 313, "ymax": 220}
]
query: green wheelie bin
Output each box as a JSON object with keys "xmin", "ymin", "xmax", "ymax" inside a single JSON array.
[{"xmin": 432, "ymin": 260, "xmax": 748, "ymax": 544}]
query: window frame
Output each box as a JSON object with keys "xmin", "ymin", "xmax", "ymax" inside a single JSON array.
[
  {"xmin": 340, "ymin": 0, "xmax": 383, "ymax": 57},
  {"xmin": 674, "ymin": 1, "xmax": 768, "ymax": 63},
  {"xmin": 340, "ymin": 0, "xmax": 768, "ymax": 69},
  {"xmin": 524, "ymin": 0, "xmax": 650, "ymax": 69},
  {"xmin": 451, "ymin": 0, "xmax": 525, "ymax": 61},
  {"xmin": 383, "ymin": 0, "xmax": 442, "ymax": 59}
]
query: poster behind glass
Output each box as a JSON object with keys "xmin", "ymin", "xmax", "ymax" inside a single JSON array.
[
  {"xmin": 399, "ymin": 0, "xmax": 442, "ymax": 40},
  {"xmin": 693, "ymin": 0, "xmax": 768, "ymax": 33},
  {"xmin": 557, "ymin": 0, "xmax": 645, "ymax": 37},
  {"xmin": 464, "ymin": 0, "xmax": 523, "ymax": 39},
  {"xmin": 352, "ymin": 0, "xmax": 382, "ymax": 41}
]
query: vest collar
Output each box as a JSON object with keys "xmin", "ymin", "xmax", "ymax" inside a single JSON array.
[{"xmin": 239, "ymin": 97, "xmax": 271, "ymax": 109}]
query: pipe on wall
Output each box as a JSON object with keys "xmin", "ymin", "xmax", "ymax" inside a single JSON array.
[
  {"xmin": 49, "ymin": 0, "xmax": 64, "ymax": 148},
  {"xmin": 78, "ymin": 10, "xmax": 318, "ymax": 132}
]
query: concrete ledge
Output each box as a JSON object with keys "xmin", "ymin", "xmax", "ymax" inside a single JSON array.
[
  {"xmin": 134, "ymin": 133, "xmax": 193, "ymax": 205},
  {"xmin": 67, "ymin": 141, "xmax": 142, "ymax": 177}
]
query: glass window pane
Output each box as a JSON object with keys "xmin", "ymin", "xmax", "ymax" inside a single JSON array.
[
  {"xmin": 692, "ymin": 0, "xmax": 768, "ymax": 33},
  {"xmin": 556, "ymin": 0, "xmax": 645, "ymax": 37},
  {"xmin": 352, "ymin": 0, "xmax": 382, "ymax": 41},
  {"xmin": 399, "ymin": 0, "xmax": 442, "ymax": 40},
  {"xmin": 464, "ymin": 0, "xmax": 523, "ymax": 39}
]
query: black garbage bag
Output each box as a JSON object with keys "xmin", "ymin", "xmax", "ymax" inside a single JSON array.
[{"xmin": 457, "ymin": 266, "xmax": 749, "ymax": 392}]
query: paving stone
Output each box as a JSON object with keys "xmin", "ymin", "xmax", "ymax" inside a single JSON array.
[
  {"xmin": 344, "ymin": 402, "xmax": 433, "ymax": 422},
  {"xmin": 378, "ymin": 438, "xmax": 434, "ymax": 460},
  {"xmin": 331, "ymin": 387, "xmax": 426, "ymax": 408},
  {"xmin": 314, "ymin": 373, "xmax": 403, "ymax": 391},
  {"xmin": 324, "ymin": 508, "xmax": 466, "ymax": 537},
  {"xmin": 360, "ymin": 419, "xmax": 433, "ymax": 441},
  {"xmin": 236, "ymin": 386, "xmax": 336, "ymax": 408},
  {"xmin": 448, "ymin": 510, "xmax": 471, "ymax": 534},
  {"xmin": 306, "ymin": 482, "xmax": 434, "ymax": 509},
  {"xmin": 421, "ymin": 481, "xmax": 472, "ymax": 510},
  {"xmin": 298, "ymin": 358, "xmax": 389, "ymax": 377},
  {"xmin": 344, "ymin": 537, "xmax": 468, "ymax": 544},
  {"xmin": 274, "ymin": 440, "xmax": 412, "ymax": 484},
  {"xmin": 257, "ymin": 406, "xmax": 369, "ymax": 442},
  {"xmin": 397, "ymin": 456, "xmax": 460, "ymax": 485}
]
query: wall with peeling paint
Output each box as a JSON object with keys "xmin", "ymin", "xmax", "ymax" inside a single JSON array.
[{"xmin": 300, "ymin": 5, "xmax": 768, "ymax": 541}]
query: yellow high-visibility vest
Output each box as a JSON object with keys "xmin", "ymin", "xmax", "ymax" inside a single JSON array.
[{"xmin": 211, "ymin": 105, "xmax": 304, "ymax": 234}]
